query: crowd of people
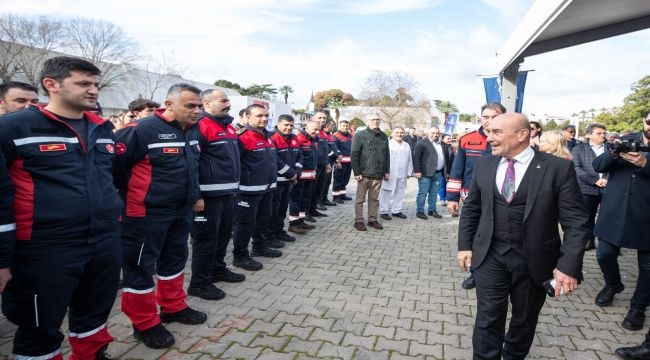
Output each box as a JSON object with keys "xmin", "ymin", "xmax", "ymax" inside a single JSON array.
[{"xmin": 0, "ymin": 55, "xmax": 649, "ymax": 360}]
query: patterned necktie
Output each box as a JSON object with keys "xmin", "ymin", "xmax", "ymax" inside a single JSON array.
[{"xmin": 501, "ymin": 158, "xmax": 516, "ymax": 203}]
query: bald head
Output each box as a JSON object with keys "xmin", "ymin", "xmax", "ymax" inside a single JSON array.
[
  {"xmin": 487, "ymin": 113, "xmax": 531, "ymax": 158},
  {"xmin": 201, "ymin": 89, "xmax": 231, "ymax": 117}
]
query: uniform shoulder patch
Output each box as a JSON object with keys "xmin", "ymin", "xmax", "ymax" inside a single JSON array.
[{"xmin": 237, "ymin": 127, "xmax": 247, "ymax": 136}]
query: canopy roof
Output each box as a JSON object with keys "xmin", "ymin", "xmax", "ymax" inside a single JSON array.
[{"xmin": 496, "ymin": 0, "xmax": 650, "ymax": 72}]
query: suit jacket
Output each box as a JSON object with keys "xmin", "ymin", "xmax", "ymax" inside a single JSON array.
[
  {"xmin": 593, "ymin": 133, "xmax": 650, "ymax": 249},
  {"xmin": 458, "ymin": 150, "xmax": 589, "ymax": 285},
  {"xmin": 412, "ymin": 139, "xmax": 450, "ymax": 177},
  {"xmin": 571, "ymin": 142, "xmax": 608, "ymax": 195}
]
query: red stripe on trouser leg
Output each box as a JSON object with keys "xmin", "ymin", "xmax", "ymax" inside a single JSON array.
[
  {"xmin": 121, "ymin": 290, "xmax": 160, "ymax": 331},
  {"xmin": 52, "ymin": 354, "xmax": 64, "ymax": 360},
  {"xmin": 68, "ymin": 325, "xmax": 114, "ymax": 360},
  {"xmin": 156, "ymin": 273, "xmax": 187, "ymax": 314}
]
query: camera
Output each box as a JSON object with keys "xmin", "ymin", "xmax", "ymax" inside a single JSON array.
[{"xmin": 607, "ymin": 139, "xmax": 650, "ymax": 155}]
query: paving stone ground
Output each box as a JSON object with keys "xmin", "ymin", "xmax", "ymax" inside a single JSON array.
[{"xmin": 0, "ymin": 179, "xmax": 643, "ymax": 359}]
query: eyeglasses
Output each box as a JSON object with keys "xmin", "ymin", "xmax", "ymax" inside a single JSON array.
[{"xmin": 369, "ymin": 118, "xmax": 381, "ymax": 122}]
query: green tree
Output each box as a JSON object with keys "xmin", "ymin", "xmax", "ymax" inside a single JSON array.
[
  {"xmin": 603, "ymin": 74, "xmax": 650, "ymax": 132},
  {"xmin": 214, "ymin": 79, "xmax": 243, "ymax": 92},
  {"xmin": 459, "ymin": 113, "xmax": 476, "ymax": 123},
  {"xmin": 434, "ymin": 100, "xmax": 459, "ymax": 125},
  {"xmin": 545, "ymin": 119, "xmax": 558, "ymax": 130},
  {"xmin": 313, "ymin": 89, "xmax": 356, "ymax": 125},
  {"xmin": 240, "ymin": 84, "xmax": 277, "ymax": 100},
  {"xmin": 278, "ymin": 85, "xmax": 293, "ymax": 104}
]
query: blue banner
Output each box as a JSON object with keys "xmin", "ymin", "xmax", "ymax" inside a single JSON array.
[
  {"xmin": 483, "ymin": 72, "xmax": 528, "ymax": 112},
  {"xmin": 444, "ymin": 113, "xmax": 459, "ymax": 134},
  {"xmin": 515, "ymin": 71, "xmax": 528, "ymax": 113},
  {"xmin": 483, "ymin": 77, "xmax": 501, "ymax": 104}
]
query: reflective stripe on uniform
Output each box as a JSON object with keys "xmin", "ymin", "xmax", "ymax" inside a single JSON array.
[
  {"xmin": 69, "ymin": 323, "xmax": 107, "ymax": 338},
  {"xmin": 278, "ymin": 165, "xmax": 290, "ymax": 174},
  {"xmin": 14, "ymin": 349, "xmax": 62, "ymax": 360},
  {"xmin": 14, "ymin": 136, "xmax": 78, "ymax": 146},
  {"xmin": 147, "ymin": 142, "xmax": 186, "ymax": 149},
  {"xmin": 157, "ymin": 270, "xmax": 184, "ymax": 281},
  {"xmin": 0, "ymin": 223, "xmax": 16, "ymax": 232},
  {"xmin": 200, "ymin": 182, "xmax": 239, "ymax": 191}
]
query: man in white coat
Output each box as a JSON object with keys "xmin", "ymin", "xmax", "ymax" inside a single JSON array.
[{"xmin": 380, "ymin": 126, "xmax": 413, "ymax": 220}]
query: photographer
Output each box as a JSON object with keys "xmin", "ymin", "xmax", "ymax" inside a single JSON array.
[{"xmin": 592, "ymin": 110, "xmax": 650, "ymax": 346}]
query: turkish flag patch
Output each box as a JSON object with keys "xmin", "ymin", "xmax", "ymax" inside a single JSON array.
[
  {"xmin": 163, "ymin": 148, "xmax": 179, "ymax": 154},
  {"xmin": 116, "ymin": 143, "xmax": 127, "ymax": 155},
  {"xmin": 105, "ymin": 144, "xmax": 115, "ymax": 153},
  {"xmin": 39, "ymin": 144, "xmax": 67, "ymax": 152}
]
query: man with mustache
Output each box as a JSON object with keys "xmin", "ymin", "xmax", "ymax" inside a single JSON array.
[
  {"xmin": 115, "ymin": 83, "xmax": 206, "ymax": 349},
  {"xmin": 187, "ymin": 89, "xmax": 245, "ymax": 301}
]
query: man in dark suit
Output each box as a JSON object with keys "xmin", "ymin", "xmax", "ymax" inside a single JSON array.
[
  {"xmin": 594, "ymin": 110, "xmax": 650, "ymax": 340},
  {"xmin": 457, "ymin": 113, "xmax": 589, "ymax": 360},
  {"xmin": 571, "ymin": 123, "xmax": 608, "ymax": 251},
  {"xmin": 403, "ymin": 127, "xmax": 418, "ymax": 149},
  {"xmin": 413, "ymin": 126, "xmax": 450, "ymax": 219}
]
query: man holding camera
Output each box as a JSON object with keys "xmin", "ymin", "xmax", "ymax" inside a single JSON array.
[{"xmin": 594, "ymin": 110, "xmax": 650, "ymax": 345}]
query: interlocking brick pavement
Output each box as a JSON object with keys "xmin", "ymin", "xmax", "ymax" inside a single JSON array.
[{"xmin": 0, "ymin": 179, "xmax": 644, "ymax": 359}]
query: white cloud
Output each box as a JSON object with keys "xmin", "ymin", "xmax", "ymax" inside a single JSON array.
[{"xmin": 337, "ymin": 0, "xmax": 444, "ymax": 15}]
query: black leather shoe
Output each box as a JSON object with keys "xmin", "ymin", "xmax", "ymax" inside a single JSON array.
[
  {"xmin": 133, "ymin": 324, "xmax": 175, "ymax": 349},
  {"xmin": 304, "ymin": 215, "xmax": 317, "ymax": 223},
  {"xmin": 615, "ymin": 344, "xmax": 650, "ymax": 359},
  {"xmin": 380, "ymin": 213, "xmax": 392, "ymax": 220},
  {"xmin": 278, "ymin": 233, "xmax": 296, "ymax": 242},
  {"xmin": 310, "ymin": 211, "xmax": 328, "ymax": 217},
  {"xmin": 416, "ymin": 212, "xmax": 428, "ymax": 220},
  {"xmin": 267, "ymin": 238, "xmax": 286, "ymax": 248},
  {"xmin": 334, "ymin": 197, "xmax": 345, "ymax": 204},
  {"xmin": 233, "ymin": 256, "xmax": 263, "ymax": 271},
  {"xmin": 428, "ymin": 210, "xmax": 442, "ymax": 219},
  {"xmin": 251, "ymin": 248, "xmax": 282, "ymax": 258},
  {"xmin": 392, "ymin": 212, "xmax": 407, "ymax": 219},
  {"xmin": 187, "ymin": 284, "xmax": 225, "ymax": 300},
  {"xmin": 596, "ymin": 284, "xmax": 625, "ymax": 307},
  {"xmin": 341, "ymin": 195, "xmax": 353, "ymax": 200},
  {"xmin": 321, "ymin": 199, "xmax": 337, "ymax": 206},
  {"xmin": 160, "ymin": 306, "xmax": 207, "ymax": 325},
  {"xmin": 211, "ymin": 268, "xmax": 245, "ymax": 283},
  {"xmin": 622, "ymin": 308, "xmax": 646, "ymax": 331},
  {"xmin": 316, "ymin": 204, "xmax": 327, "ymax": 211},
  {"xmin": 95, "ymin": 345, "xmax": 112, "ymax": 360},
  {"xmin": 462, "ymin": 275, "xmax": 476, "ymax": 290}
]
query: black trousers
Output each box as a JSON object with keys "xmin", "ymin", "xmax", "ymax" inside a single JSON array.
[
  {"xmin": 289, "ymin": 180, "xmax": 313, "ymax": 225},
  {"xmin": 310, "ymin": 166, "xmax": 326, "ymax": 212},
  {"xmin": 581, "ymin": 193, "xmax": 601, "ymax": 241},
  {"xmin": 269, "ymin": 182, "xmax": 291, "ymax": 235},
  {"xmin": 189, "ymin": 194, "xmax": 235, "ymax": 287},
  {"xmin": 333, "ymin": 163, "xmax": 352, "ymax": 195},
  {"xmin": 320, "ymin": 165, "xmax": 334, "ymax": 201},
  {"xmin": 233, "ymin": 191, "xmax": 273, "ymax": 258},
  {"xmin": 473, "ymin": 249, "xmax": 546, "ymax": 360},
  {"xmin": 2, "ymin": 234, "xmax": 120, "ymax": 358}
]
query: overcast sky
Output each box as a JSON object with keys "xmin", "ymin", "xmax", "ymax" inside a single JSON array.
[{"xmin": 3, "ymin": 0, "xmax": 649, "ymax": 116}]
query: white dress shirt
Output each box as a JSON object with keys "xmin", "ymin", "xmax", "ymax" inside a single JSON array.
[{"xmin": 495, "ymin": 146, "xmax": 535, "ymax": 193}]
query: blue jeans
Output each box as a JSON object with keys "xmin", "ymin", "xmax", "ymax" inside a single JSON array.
[
  {"xmin": 439, "ymin": 175, "xmax": 447, "ymax": 201},
  {"xmin": 416, "ymin": 172, "xmax": 443, "ymax": 213},
  {"xmin": 597, "ymin": 238, "xmax": 650, "ymax": 310}
]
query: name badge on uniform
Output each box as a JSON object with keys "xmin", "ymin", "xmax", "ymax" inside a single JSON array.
[
  {"xmin": 39, "ymin": 144, "xmax": 67, "ymax": 152},
  {"xmin": 163, "ymin": 148, "xmax": 179, "ymax": 154}
]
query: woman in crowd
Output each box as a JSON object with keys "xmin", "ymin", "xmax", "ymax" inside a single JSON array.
[{"xmin": 538, "ymin": 129, "xmax": 572, "ymax": 159}]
